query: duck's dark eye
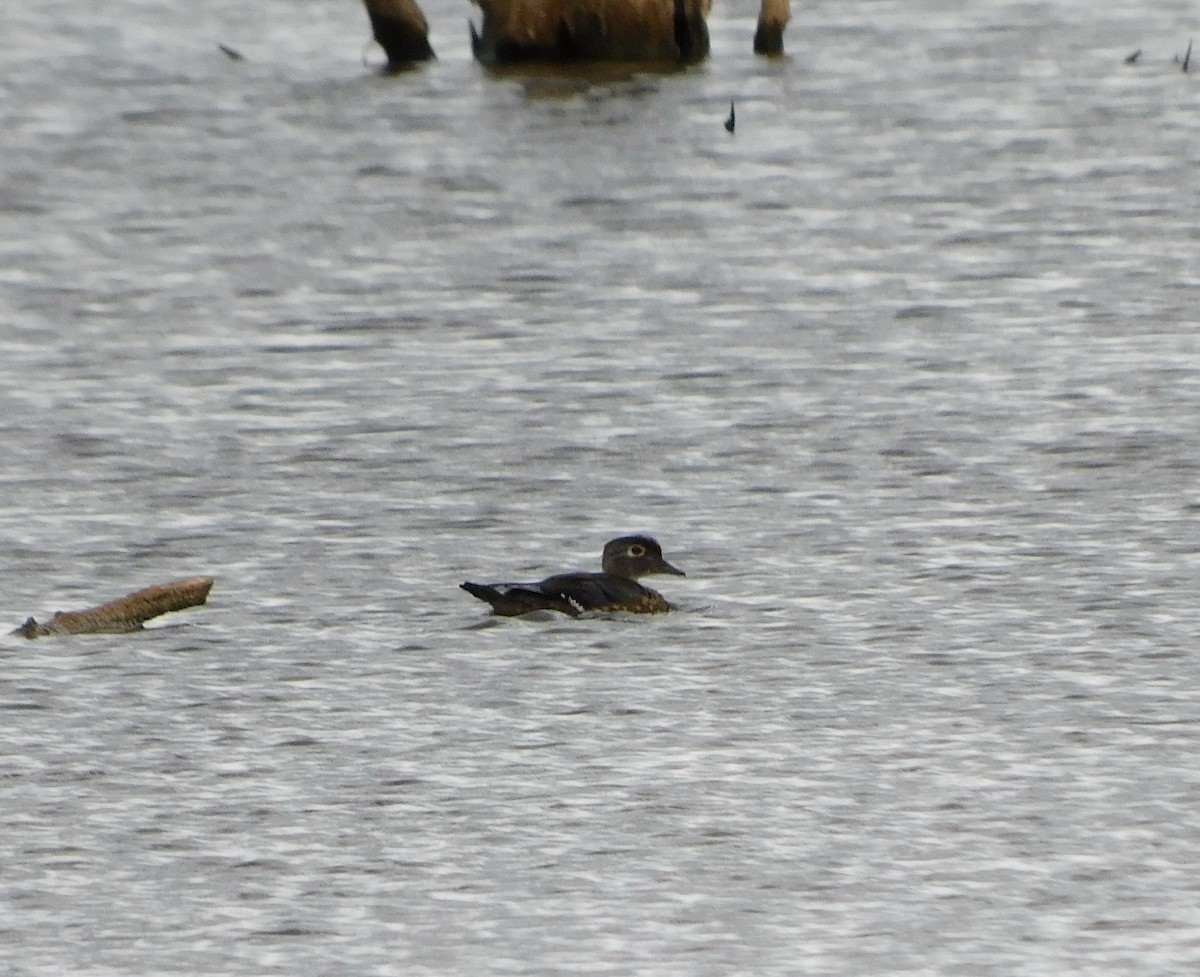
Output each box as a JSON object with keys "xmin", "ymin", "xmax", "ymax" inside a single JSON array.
[{"xmin": 629, "ymin": 544, "xmax": 646, "ymax": 557}]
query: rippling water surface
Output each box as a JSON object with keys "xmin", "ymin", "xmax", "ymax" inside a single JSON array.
[{"xmin": 3, "ymin": 0, "xmax": 1200, "ymax": 973}]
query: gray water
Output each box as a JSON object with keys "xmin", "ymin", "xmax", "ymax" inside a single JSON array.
[{"xmin": 3, "ymin": 0, "xmax": 1200, "ymax": 973}]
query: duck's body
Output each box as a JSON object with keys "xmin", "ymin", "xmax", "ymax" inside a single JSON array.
[
  {"xmin": 460, "ymin": 572, "xmax": 672, "ymax": 617},
  {"xmin": 461, "ymin": 535, "xmax": 685, "ymax": 617}
]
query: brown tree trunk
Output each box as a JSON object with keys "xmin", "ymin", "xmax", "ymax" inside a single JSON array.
[
  {"xmin": 364, "ymin": 0, "xmax": 435, "ymax": 69},
  {"xmin": 754, "ymin": 0, "xmax": 790, "ymax": 55},
  {"xmin": 470, "ymin": 0, "xmax": 710, "ymax": 65}
]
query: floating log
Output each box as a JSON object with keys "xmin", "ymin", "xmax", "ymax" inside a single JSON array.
[
  {"xmin": 12, "ymin": 576, "xmax": 215, "ymax": 639},
  {"xmin": 363, "ymin": 0, "xmax": 435, "ymax": 69},
  {"xmin": 470, "ymin": 0, "xmax": 710, "ymax": 65},
  {"xmin": 753, "ymin": 0, "xmax": 790, "ymax": 55}
]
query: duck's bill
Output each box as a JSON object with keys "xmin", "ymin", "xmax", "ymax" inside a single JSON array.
[{"xmin": 659, "ymin": 561, "xmax": 686, "ymax": 576}]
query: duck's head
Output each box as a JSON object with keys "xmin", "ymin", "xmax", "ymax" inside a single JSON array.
[{"xmin": 601, "ymin": 535, "xmax": 686, "ymax": 580}]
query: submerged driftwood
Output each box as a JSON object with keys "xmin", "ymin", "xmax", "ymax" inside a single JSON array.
[
  {"xmin": 12, "ymin": 576, "xmax": 215, "ymax": 639},
  {"xmin": 753, "ymin": 0, "xmax": 789, "ymax": 55},
  {"xmin": 469, "ymin": 0, "xmax": 711, "ymax": 65},
  {"xmin": 363, "ymin": 0, "xmax": 435, "ymax": 68}
]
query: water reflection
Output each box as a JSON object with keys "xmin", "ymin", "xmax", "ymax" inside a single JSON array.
[{"xmin": 4, "ymin": 0, "xmax": 1200, "ymax": 973}]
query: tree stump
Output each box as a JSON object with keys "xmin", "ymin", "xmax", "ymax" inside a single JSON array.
[
  {"xmin": 363, "ymin": 0, "xmax": 435, "ymax": 69},
  {"xmin": 470, "ymin": 0, "xmax": 711, "ymax": 65},
  {"xmin": 753, "ymin": 0, "xmax": 790, "ymax": 55}
]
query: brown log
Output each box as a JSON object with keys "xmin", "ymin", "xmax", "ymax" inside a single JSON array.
[
  {"xmin": 363, "ymin": 0, "xmax": 435, "ymax": 69},
  {"xmin": 753, "ymin": 0, "xmax": 790, "ymax": 55},
  {"xmin": 470, "ymin": 0, "xmax": 710, "ymax": 65},
  {"xmin": 12, "ymin": 576, "xmax": 215, "ymax": 639}
]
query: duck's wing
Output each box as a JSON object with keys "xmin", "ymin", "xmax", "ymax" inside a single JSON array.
[
  {"xmin": 460, "ymin": 580, "xmax": 582, "ymax": 617},
  {"xmin": 537, "ymin": 573, "xmax": 670, "ymax": 614}
]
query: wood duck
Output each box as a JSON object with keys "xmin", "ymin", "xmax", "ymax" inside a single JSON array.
[{"xmin": 461, "ymin": 535, "xmax": 685, "ymax": 617}]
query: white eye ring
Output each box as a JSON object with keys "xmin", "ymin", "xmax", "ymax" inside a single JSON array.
[{"xmin": 629, "ymin": 544, "xmax": 646, "ymax": 557}]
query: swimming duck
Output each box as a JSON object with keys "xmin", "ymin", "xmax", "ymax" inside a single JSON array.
[{"xmin": 461, "ymin": 535, "xmax": 685, "ymax": 617}]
